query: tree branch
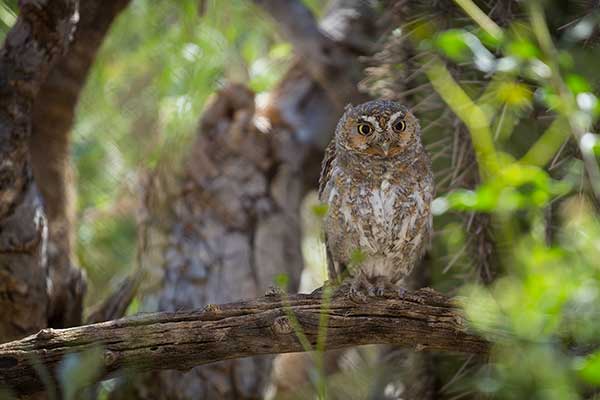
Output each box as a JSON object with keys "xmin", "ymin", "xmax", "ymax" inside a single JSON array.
[
  {"xmin": 86, "ymin": 271, "xmax": 142, "ymax": 324},
  {"xmin": 0, "ymin": 287, "xmax": 488, "ymax": 395},
  {"xmin": 251, "ymin": 0, "xmax": 365, "ymax": 105}
]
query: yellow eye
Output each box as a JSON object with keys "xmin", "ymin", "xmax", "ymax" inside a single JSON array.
[
  {"xmin": 393, "ymin": 119, "xmax": 406, "ymax": 132},
  {"xmin": 357, "ymin": 123, "xmax": 374, "ymax": 136}
]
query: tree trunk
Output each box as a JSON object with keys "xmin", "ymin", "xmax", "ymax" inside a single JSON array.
[
  {"xmin": 129, "ymin": 83, "xmax": 306, "ymax": 399},
  {"xmin": 0, "ymin": 0, "xmax": 79, "ymax": 344},
  {"xmin": 30, "ymin": 0, "xmax": 132, "ymax": 330}
]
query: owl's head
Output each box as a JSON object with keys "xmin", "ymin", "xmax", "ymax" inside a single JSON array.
[{"xmin": 335, "ymin": 100, "xmax": 420, "ymax": 158}]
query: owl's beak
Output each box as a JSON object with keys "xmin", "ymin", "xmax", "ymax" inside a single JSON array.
[{"xmin": 380, "ymin": 143, "xmax": 390, "ymax": 156}]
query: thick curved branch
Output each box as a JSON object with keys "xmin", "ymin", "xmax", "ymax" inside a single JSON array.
[{"xmin": 0, "ymin": 287, "xmax": 488, "ymax": 395}]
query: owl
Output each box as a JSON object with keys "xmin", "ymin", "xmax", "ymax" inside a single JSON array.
[{"xmin": 318, "ymin": 99, "xmax": 433, "ymax": 297}]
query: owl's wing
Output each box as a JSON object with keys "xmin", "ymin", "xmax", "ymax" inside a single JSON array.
[
  {"xmin": 318, "ymin": 140, "xmax": 336, "ymax": 200},
  {"xmin": 318, "ymin": 141, "xmax": 346, "ymax": 282}
]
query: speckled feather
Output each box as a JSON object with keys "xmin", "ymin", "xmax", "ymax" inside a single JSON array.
[{"xmin": 319, "ymin": 100, "xmax": 434, "ymax": 285}]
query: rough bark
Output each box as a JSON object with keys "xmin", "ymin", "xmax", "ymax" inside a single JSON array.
[
  {"xmin": 0, "ymin": 0, "xmax": 78, "ymax": 343},
  {"xmin": 0, "ymin": 287, "xmax": 490, "ymax": 396},
  {"xmin": 131, "ymin": 82, "xmax": 306, "ymax": 399},
  {"xmin": 30, "ymin": 0, "xmax": 132, "ymax": 330}
]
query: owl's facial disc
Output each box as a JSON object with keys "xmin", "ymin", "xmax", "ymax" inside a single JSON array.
[
  {"xmin": 356, "ymin": 112, "xmax": 411, "ymax": 157},
  {"xmin": 337, "ymin": 100, "xmax": 420, "ymax": 158}
]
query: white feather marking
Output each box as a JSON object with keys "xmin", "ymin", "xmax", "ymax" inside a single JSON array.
[
  {"xmin": 410, "ymin": 192, "xmax": 424, "ymax": 213},
  {"xmin": 409, "ymin": 213, "xmax": 417, "ymax": 230},
  {"xmin": 386, "ymin": 111, "xmax": 405, "ymax": 130},
  {"xmin": 361, "ymin": 115, "xmax": 381, "ymax": 130},
  {"xmin": 369, "ymin": 179, "xmax": 397, "ymax": 228},
  {"xmin": 341, "ymin": 200, "xmax": 352, "ymax": 223},
  {"xmin": 398, "ymin": 218, "xmax": 409, "ymax": 241},
  {"xmin": 381, "ymin": 179, "xmax": 390, "ymax": 192},
  {"xmin": 412, "ymin": 233, "xmax": 422, "ymax": 249},
  {"xmin": 328, "ymin": 186, "xmax": 338, "ymax": 204}
]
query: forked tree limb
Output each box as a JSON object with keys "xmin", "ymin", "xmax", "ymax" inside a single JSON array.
[{"xmin": 0, "ymin": 287, "xmax": 489, "ymax": 395}]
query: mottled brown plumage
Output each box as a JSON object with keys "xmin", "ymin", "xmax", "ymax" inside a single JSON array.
[{"xmin": 319, "ymin": 100, "xmax": 433, "ymax": 295}]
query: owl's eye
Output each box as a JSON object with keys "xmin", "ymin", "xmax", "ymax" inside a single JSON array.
[
  {"xmin": 393, "ymin": 119, "xmax": 406, "ymax": 132},
  {"xmin": 357, "ymin": 123, "xmax": 374, "ymax": 136}
]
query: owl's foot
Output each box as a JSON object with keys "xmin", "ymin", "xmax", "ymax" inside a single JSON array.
[
  {"xmin": 346, "ymin": 275, "xmax": 368, "ymax": 302},
  {"xmin": 347, "ymin": 275, "xmax": 392, "ymax": 302}
]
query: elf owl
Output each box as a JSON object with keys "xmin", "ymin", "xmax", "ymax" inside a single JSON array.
[{"xmin": 318, "ymin": 100, "xmax": 433, "ymax": 297}]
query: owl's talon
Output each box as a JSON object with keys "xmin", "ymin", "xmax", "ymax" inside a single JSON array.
[
  {"xmin": 347, "ymin": 277, "xmax": 369, "ymax": 303},
  {"xmin": 348, "ymin": 287, "xmax": 367, "ymax": 303},
  {"xmin": 347, "ymin": 275, "xmax": 392, "ymax": 300},
  {"xmin": 370, "ymin": 276, "xmax": 394, "ymax": 297},
  {"xmin": 367, "ymin": 284, "xmax": 385, "ymax": 297},
  {"xmin": 348, "ymin": 291, "xmax": 367, "ymax": 303},
  {"xmin": 265, "ymin": 286, "xmax": 285, "ymax": 297}
]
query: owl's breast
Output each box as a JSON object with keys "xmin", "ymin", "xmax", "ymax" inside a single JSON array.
[{"xmin": 325, "ymin": 166, "xmax": 432, "ymax": 262}]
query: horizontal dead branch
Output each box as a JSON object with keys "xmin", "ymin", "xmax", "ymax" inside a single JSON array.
[{"xmin": 0, "ymin": 287, "xmax": 488, "ymax": 395}]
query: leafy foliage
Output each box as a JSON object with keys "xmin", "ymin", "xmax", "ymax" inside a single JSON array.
[{"xmin": 417, "ymin": 1, "xmax": 600, "ymax": 398}]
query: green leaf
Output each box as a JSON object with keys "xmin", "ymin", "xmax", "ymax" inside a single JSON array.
[
  {"xmin": 435, "ymin": 29, "xmax": 471, "ymax": 61},
  {"xmin": 476, "ymin": 27, "xmax": 503, "ymax": 49},
  {"xmin": 506, "ymin": 39, "xmax": 540, "ymax": 60},
  {"xmin": 575, "ymin": 351, "xmax": 600, "ymax": 384},
  {"xmin": 349, "ymin": 248, "xmax": 367, "ymax": 266},
  {"xmin": 311, "ymin": 203, "xmax": 329, "ymax": 218},
  {"xmin": 535, "ymin": 86, "xmax": 561, "ymax": 110},
  {"xmin": 495, "ymin": 80, "xmax": 533, "ymax": 108},
  {"xmin": 275, "ymin": 273, "xmax": 289, "ymax": 289},
  {"xmin": 566, "ymin": 74, "xmax": 591, "ymax": 94},
  {"xmin": 445, "ymin": 164, "xmax": 571, "ymax": 212}
]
